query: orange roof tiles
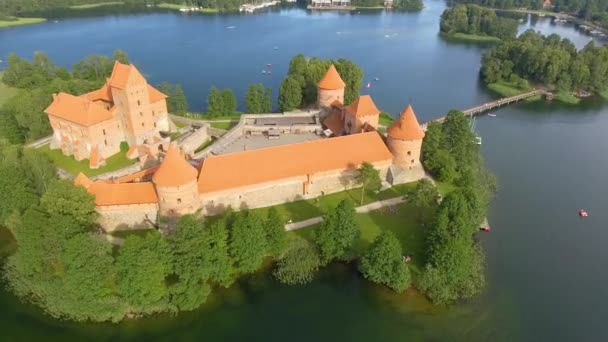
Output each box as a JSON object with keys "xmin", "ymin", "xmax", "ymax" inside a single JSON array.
[
  {"xmin": 318, "ymin": 64, "xmax": 346, "ymax": 90},
  {"xmin": 387, "ymin": 105, "xmax": 425, "ymax": 141},
  {"xmin": 153, "ymin": 145, "xmax": 198, "ymax": 187},
  {"xmin": 345, "ymin": 95, "xmax": 381, "ymax": 117},
  {"xmin": 148, "ymin": 85, "xmax": 168, "ymax": 103},
  {"xmin": 45, "ymin": 93, "xmax": 114, "ymax": 126},
  {"xmin": 108, "ymin": 61, "xmax": 145, "ymax": 90},
  {"xmin": 83, "ymin": 82, "xmax": 113, "ymax": 102},
  {"xmin": 87, "ymin": 181, "xmax": 158, "ymax": 206},
  {"xmin": 198, "ymin": 131, "xmax": 393, "ymax": 194},
  {"xmin": 114, "ymin": 166, "xmax": 160, "ymax": 184},
  {"xmin": 74, "ymin": 173, "xmax": 93, "ymax": 188}
]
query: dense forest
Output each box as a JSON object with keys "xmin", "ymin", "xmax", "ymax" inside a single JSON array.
[
  {"xmin": 351, "ymin": 0, "xmax": 423, "ymax": 10},
  {"xmin": 481, "ymin": 30, "xmax": 608, "ymax": 93},
  {"xmin": 278, "ymin": 54, "xmax": 363, "ymax": 111},
  {"xmin": 440, "ymin": 4, "xmax": 519, "ymax": 40},
  {"xmin": 452, "ymin": 0, "xmax": 608, "ymax": 28}
]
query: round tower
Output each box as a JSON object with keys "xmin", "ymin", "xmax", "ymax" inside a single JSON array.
[
  {"xmin": 387, "ymin": 105, "xmax": 426, "ymax": 170},
  {"xmin": 317, "ymin": 64, "xmax": 346, "ymax": 109},
  {"xmin": 152, "ymin": 144, "xmax": 199, "ymax": 216}
]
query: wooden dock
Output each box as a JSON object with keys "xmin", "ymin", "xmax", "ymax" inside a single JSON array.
[{"xmin": 425, "ymin": 89, "xmax": 545, "ymax": 125}]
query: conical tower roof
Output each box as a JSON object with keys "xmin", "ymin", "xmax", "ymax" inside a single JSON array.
[
  {"xmin": 387, "ymin": 105, "xmax": 425, "ymax": 141},
  {"xmin": 153, "ymin": 144, "xmax": 198, "ymax": 187},
  {"xmin": 345, "ymin": 95, "xmax": 381, "ymax": 117},
  {"xmin": 317, "ymin": 64, "xmax": 346, "ymax": 90}
]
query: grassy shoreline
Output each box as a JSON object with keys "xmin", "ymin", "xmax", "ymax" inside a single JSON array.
[
  {"xmin": 0, "ymin": 17, "xmax": 46, "ymax": 28},
  {"xmin": 440, "ymin": 32, "xmax": 501, "ymax": 44},
  {"xmin": 69, "ymin": 1, "xmax": 124, "ymax": 9}
]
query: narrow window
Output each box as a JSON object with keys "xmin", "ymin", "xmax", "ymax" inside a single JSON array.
[
  {"xmin": 104, "ymin": 139, "xmax": 108, "ymax": 146},
  {"xmin": 407, "ymin": 151, "xmax": 412, "ymax": 156},
  {"xmin": 138, "ymin": 100, "xmax": 141, "ymax": 106},
  {"xmin": 141, "ymin": 122, "xmax": 145, "ymax": 127},
  {"xmin": 140, "ymin": 112, "xmax": 143, "ymax": 117},
  {"xmin": 177, "ymin": 198, "xmax": 182, "ymax": 204},
  {"xmin": 411, "ymin": 159, "xmax": 415, "ymax": 164},
  {"xmin": 154, "ymin": 122, "xmax": 157, "ymax": 128},
  {"xmin": 103, "ymin": 129, "xmax": 106, "ymax": 135}
]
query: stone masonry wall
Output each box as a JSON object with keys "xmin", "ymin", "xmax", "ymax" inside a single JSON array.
[{"xmin": 97, "ymin": 204, "xmax": 158, "ymax": 232}]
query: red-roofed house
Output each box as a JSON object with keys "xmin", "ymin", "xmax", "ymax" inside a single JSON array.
[{"xmin": 45, "ymin": 61, "xmax": 169, "ymax": 168}]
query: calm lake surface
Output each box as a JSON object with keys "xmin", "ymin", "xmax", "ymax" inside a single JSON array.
[{"xmin": 1, "ymin": 1, "xmax": 608, "ymax": 341}]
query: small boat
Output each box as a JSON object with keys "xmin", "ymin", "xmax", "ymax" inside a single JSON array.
[
  {"xmin": 579, "ymin": 209, "xmax": 589, "ymax": 217},
  {"xmin": 475, "ymin": 136, "xmax": 482, "ymax": 145},
  {"xmin": 261, "ymin": 70, "xmax": 267, "ymax": 74},
  {"xmin": 266, "ymin": 63, "xmax": 272, "ymax": 67},
  {"xmin": 480, "ymin": 226, "xmax": 491, "ymax": 232},
  {"xmin": 266, "ymin": 70, "xmax": 272, "ymax": 75},
  {"xmin": 488, "ymin": 113, "xmax": 496, "ymax": 117},
  {"xmin": 374, "ymin": 77, "xmax": 380, "ymax": 81},
  {"xmin": 226, "ymin": 26, "xmax": 237, "ymax": 29},
  {"xmin": 366, "ymin": 82, "xmax": 371, "ymax": 89}
]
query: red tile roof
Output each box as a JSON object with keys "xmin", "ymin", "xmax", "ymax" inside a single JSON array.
[
  {"xmin": 318, "ymin": 64, "xmax": 346, "ymax": 90},
  {"xmin": 345, "ymin": 95, "xmax": 381, "ymax": 117},
  {"xmin": 387, "ymin": 105, "xmax": 425, "ymax": 141},
  {"xmin": 87, "ymin": 181, "xmax": 159, "ymax": 206},
  {"xmin": 108, "ymin": 61, "xmax": 145, "ymax": 89},
  {"xmin": 153, "ymin": 144, "xmax": 198, "ymax": 187},
  {"xmin": 45, "ymin": 93, "xmax": 114, "ymax": 126},
  {"xmin": 198, "ymin": 131, "xmax": 393, "ymax": 194},
  {"xmin": 148, "ymin": 85, "xmax": 168, "ymax": 103},
  {"xmin": 322, "ymin": 111, "xmax": 344, "ymax": 137}
]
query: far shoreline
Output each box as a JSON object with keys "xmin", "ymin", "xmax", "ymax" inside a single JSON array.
[{"xmin": 0, "ymin": 17, "xmax": 46, "ymax": 29}]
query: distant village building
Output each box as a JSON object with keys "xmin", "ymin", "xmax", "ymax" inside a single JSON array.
[
  {"xmin": 44, "ymin": 62, "xmax": 170, "ymax": 168},
  {"xmin": 310, "ymin": 0, "xmax": 351, "ymax": 7},
  {"xmin": 74, "ymin": 65, "xmax": 427, "ymax": 232}
]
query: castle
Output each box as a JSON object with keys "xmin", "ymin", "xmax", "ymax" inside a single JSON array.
[
  {"xmin": 70, "ymin": 64, "xmax": 427, "ymax": 232},
  {"xmin": 44, "ymin": 61, "xmax": 170, "ymax": 168}
]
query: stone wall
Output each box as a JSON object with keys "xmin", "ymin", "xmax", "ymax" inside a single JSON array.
[
  {"xmin": 387, "ymin": 136, "xmax": 423, "ymax": 170},
  {"xmin": 317, "ymin": 87, "xmax": 344, "ymax": 108},
  {"xmin": 200, "ymin": 161, "xmax": 391, "ymax": 216},
  {"xmin": 179, "ymin": 126, "xmax": 209, "ymax": 155},
  {"xmin": 156, "ymin": 180, "xmax": 199, "ymax": 216},
  {"xmin": 96, "ymin": 203, "xmax": 158, "ymax": 232}
]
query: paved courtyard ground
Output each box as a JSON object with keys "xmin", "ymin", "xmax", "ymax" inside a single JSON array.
[{"xmin": 217, "ymin": 133, "xmax": 324, "ymax": 154}]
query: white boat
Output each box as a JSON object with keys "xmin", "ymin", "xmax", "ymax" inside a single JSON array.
[{"xmin": 488, "ymin": 113, "xmax": 496, "ymax": 117}]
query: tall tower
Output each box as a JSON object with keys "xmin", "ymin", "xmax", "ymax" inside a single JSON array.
[
  {"xmin": 152, "ymin": 144, "xmax": 199, "ymax": 216},
  {"xmin": 317, "ymin": 64, "xmax": 346, "ymax": 109},
  {"xmin": 387, "ymin": 105, "xmax": 425, "ymax": 170}
]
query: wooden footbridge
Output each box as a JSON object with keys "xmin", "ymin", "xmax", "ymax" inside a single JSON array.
[{"xmin": 424, "ymin": 89, "xmax": 545, "ymax": 125}]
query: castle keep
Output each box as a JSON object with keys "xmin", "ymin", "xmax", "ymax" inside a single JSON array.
[
  {"xmin": 44, "ymin": 61, "xmax": 170, "ymax": 168},
  {"xmin": 72, "ymin": 64, "xmax": 426, "ymax": 232}
]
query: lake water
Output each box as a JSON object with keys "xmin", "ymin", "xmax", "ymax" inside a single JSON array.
[{"xmin": 1, "ymin": 1, "xmax": 607, "ymax": 341}]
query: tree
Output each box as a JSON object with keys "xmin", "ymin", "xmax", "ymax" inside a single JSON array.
[
  {"xmin": 0, "ymin": 164, "xmax": 38, "ymax": 225},
  {"xmin": 273, "ymin": 237, "xmax": 320, "ymax": 285},
  {"xmin": 116, "ymin": 233, "xmax": 173, "ymax": 311},
  {"xmin": 262, "ymin": 86, "xmax": 272, "ymax": 112},
  {"xmin": 168, "ymin": 215, "xmax": 213, "ymax": 311},
  {"xmin": 314, "ymin": 200, "xmax": 359, "ymax": 264},
  {"xmin": 229, "ymin": 212, "xmax": 268, "ymax": 274},
  {"xmin": 207, "ymin": 86, "xmax": 223, "ymax": 117},
  {"xmin": 278, "ymin": 76, "xmax": 302, "ymax": 111},
  {"xmin": 22, "ymin": 149, "xmax": 56, "ymax": 195},
  {"xmin": 221, "ymin": 88, "xmax": 237, "ymax": 115},
  {"xmin": 359, "ymin": 231, "xmax": 411, "ymax": 292},
  {"xmin": 245, "ymin": 84, "xmax": 263, "ymax": 113},
  {"xmin": 408, "ymin": 178, "xmax": 440, "ymax": 223},
  {"xmin": 173, "ymin": 84, "xmax": 189, "ymax": 114},
  {"xmin": 40, "ymin": 180, "xmax": 96, "ymax": 230},
  {"xmin": 264, "ymin": 207, "xmax": 287, "ymax": 257},
  {"xmin": 356, "ymin": 162, "xmax": 382, "ymax": 205}
]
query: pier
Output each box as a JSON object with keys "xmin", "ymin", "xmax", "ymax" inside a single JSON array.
[{"xmin": 425, "ymin": 89, "xmax": 545, "ymax": 125}]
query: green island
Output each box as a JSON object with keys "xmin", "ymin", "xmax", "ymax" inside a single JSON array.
[
  {"xmin": 0, "ymin": 51, "xmax": 495, "ymax": 321},
  {"xmin": 481, "ymin": 30, "xmax": 608, "ymax": 103},
  {"xmin": 439, "ymin": 4, "xmax": 518, "ymax": 43}
]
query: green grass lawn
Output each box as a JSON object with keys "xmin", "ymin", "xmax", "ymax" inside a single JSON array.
[
  {"xmin": 39, "ymin": 144, "xmax": 137, "ymax": 177},
  {"xmin": 441, "ymin": 32, "xmax": 501, "ymax": 44},
  {"xmin": 248, "ymin": 182, "xmax": 419, "ymax": 223},
  {"xmin": 210, "ymin": 121, "xmax": 238, "ymax": 130},
  {"xmin": 290, "ymin": 201, "xmax": 427, "ymax": 272},
  {"xmin": 555, "ymin": 91, "xmax": 581, "ymax": 104},
  {"xmin": 0, "ymin": 17, "xmax": 46, "ymax": 28},
  {"xmin": 0, "ymin": 72, "xmax": 18, "ymax": 107},
  {"xmin": 486, "ymin": 81, "xmax": 531, "ymax": 97},
  {"xmin": 379, "ymin": 112, "xmax": 394, "ymax": 126},
  {"xmin": 69, "ymin": 1, "xmax": 124, "ymax": 9}
]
